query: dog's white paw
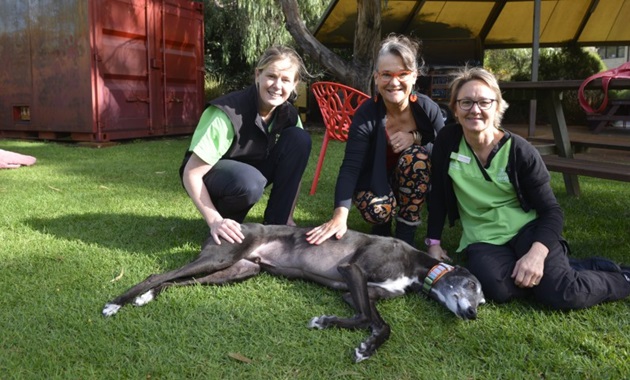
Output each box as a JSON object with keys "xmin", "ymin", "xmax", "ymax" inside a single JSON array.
[
  {"xmin": 133, "ymin": 290, "xmax": 155, "ymax": 307},
  {"xmin": 308, "ymin": 316, "xmax": 327, "ymax": 329},
  {"xmin": 102, "ymin": 303, "xmax": 121, "ymax": 317},
  {"xmin": 354, "ymin": 345, "xmax": 370, "ymax": 363}
]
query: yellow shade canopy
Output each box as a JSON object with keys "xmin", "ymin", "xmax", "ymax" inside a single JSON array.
[{"xmin": 314, "ymin": 0, "xmax": 630, "ymax": 65}]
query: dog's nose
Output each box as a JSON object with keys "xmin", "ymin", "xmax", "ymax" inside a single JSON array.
[{"xmin": 464, "ymin": 307, "xmax": 477, "ymax": 320}]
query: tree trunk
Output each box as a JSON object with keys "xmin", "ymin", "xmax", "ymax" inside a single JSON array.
[
  {"xmin": 276, "ymin": 0, "xmax": 380, "ymax": 94},
  {"xmin": 352, "ymin": 0, "xmax": 381, "ymax": 93}
]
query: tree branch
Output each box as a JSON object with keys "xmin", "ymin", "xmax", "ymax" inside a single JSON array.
[{"xmin": 276, "ymin": 0, "xmax": 377, "ymax": 92}]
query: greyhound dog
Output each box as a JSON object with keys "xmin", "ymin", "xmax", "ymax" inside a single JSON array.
[{"xmin": 102, "ymin": 223, "xmax": 484, "ymax": 362}]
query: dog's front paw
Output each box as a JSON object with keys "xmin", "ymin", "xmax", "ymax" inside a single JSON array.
[
  {"xmin": 102, "ymin": 303, "xmax": 121, "ymax": 317},
  {"xmin": 354, "ymin": 342, "xmax": 372, "ymax": 363},
  {"xmin": 308, "ymin": 316, "xmax": 331, "ymax": 329}
]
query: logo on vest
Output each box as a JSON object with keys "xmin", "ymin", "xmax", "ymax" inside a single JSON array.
[
  {"xmin": 497, "ymin": 169, "xmax": 509, "ymax": 183},
  {"xmin": 449, "ymin": 161, "xmax": 462, "ymax": 171}
]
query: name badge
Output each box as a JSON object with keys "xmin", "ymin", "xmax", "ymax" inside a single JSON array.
[{"xmin": 450, "ymin": 152, "xmax": 471, "ymax": 164}]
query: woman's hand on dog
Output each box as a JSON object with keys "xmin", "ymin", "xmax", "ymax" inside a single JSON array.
[
  {"xmin": 209, "ymin": 218, "xmax": 244, "ymax": 245},
  {"xmin": 306, "ymin": 207, "xmax": 349, "ymax": 245},
  {"xmin": 427, "ymin": 245, "xmax": 452, "ymax": 262}
]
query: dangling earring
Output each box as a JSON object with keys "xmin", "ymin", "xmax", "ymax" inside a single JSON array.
[
  {"xmin": 373, "ymin": 79, "xmax": 379, "ymax": 102},
  {"xmin": 409, "ymin": 92, "xmax": 417, "ymax": 102}
]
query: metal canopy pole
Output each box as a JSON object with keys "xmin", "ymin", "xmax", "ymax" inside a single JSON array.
[{"xmin": 529, "ymin": 0, "xmax": 541, "ymax": 137}]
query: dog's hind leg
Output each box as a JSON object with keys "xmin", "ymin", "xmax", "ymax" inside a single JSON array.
[
  {"xmin": 126, "ymin": 260, "xmax": 262, "ymax": 311},
  {"xmin": 308, "ymin": 263, "xmax": 390, "ymax": 362},
  {"xmin": 103, "ymin": 251, "xmax": 247, "ymax": 316},
  {"xmin": 153, "ymin": 259, "xmax": 261, "ymax": 292}
]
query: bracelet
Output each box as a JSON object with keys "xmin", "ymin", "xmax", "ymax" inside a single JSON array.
[
  {"xmin": 425, "ymin": 238, "xmax": 441, "ymax": 247},
  {"xmin": 410, "ymin": 130, "xmax": 420, "ymax": 144}
]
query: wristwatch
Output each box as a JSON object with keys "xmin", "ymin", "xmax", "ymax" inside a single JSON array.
[{"xmin": 424, "ymin": 238, "xmax": 441, "ymax": 247}]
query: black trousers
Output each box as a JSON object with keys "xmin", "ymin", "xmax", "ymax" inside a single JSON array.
[
  {"xmin": 181, "ymin": 127, "xmax": 311, "ymax": 225},
  {"xmin": 464, "ymin": 221, "xmax": 630, "ymax": 310}
]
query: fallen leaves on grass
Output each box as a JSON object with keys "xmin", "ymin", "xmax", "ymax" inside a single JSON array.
[
  {"xmin": 228, "ymin": 352, "xmax": 253, "ymax": 363},
  {"xmin": 110, "ymin": 268, "xmax": 125, "ymax": 283}
]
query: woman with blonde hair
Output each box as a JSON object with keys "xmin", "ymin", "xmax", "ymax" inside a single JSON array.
[
  {"xmin": 425, "ymin": 66, "xmax": 630, "ymax": 309},
  {"xmin": 181, "ymin": 46, "xmax": 311, "ymax": 245}
]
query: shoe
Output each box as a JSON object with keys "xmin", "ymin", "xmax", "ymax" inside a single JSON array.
[
  {"xmin": 569, "ymin": 256, "xmax": 622, "ymax": 273},
  {"xmin": 395, "ymin": 222, "xmax": 417, "ymax": 247},
  {"xmin": 371, "ymin": 221, "xmax": 392, "ymax": 237}
]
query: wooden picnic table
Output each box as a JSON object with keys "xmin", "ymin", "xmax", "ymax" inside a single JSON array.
[
  {"xmin": 500, "ymin": 79, "xmax": 630, "ymax": 197},
  {"xmin": 588, "ymin": 99, "xmax": 630, "ymax": 133}
]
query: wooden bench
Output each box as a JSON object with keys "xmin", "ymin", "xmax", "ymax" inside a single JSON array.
[
  {"xmin": 501, "ymin": 79, "xmax": 630, "ymax": 197},
  {"xmin": 529, "ymin": 135, "xmax": 630, "ymax": 154},
  {"xmin": 587, "ymin": 99, "xmax": 630, "ymax": 133},
  {"xmin": 542, "ymin": 155, "xmax": 630, "ymax": 183}
]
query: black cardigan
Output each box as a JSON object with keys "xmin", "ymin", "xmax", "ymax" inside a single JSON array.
[
  {"xmin": 426, "ymin": 123, "xmax": 564, "ymax": 251},
  {"xmin": 334, "ymin": 93, "xmax": 444, "ymax": 209}
]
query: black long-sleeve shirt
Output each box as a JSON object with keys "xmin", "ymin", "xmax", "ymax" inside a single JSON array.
[{"xmin": 334, "ymin": 94, "xmax": 444, "ymax": 209}]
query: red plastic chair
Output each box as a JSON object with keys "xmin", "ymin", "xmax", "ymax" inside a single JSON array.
[{"xmin": 309, "ymin": 81, "xmax": 370, "ymax": 195}]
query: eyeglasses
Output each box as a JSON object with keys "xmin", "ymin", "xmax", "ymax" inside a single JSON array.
[
  {"xmin": 377, "ymin": 70, "xmax": 414, "ymax": 83},
  {"xmin": 456, "ymin": 98, "xmax": 496, "ymax": 111}
]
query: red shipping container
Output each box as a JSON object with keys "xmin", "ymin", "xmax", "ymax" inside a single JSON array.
[{"xmin": 0, "ymin": 0, "xmax": 204, "ymax": 142}]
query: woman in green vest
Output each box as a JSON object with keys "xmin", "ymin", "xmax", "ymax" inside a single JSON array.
[{"xmin": 180, "ymin": 46, "xmax": 311, "ymax": 245}]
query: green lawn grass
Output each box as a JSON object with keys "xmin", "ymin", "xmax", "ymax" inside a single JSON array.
[{"xmin": 1, "ymin": 132, "xmax": 629, "ymax": 379}]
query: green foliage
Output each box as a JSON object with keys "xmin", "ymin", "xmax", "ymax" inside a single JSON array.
[
  {"xmin": 1, "ymin": 134, "xmax": 630, "ymax": 378},
  {"xmin": 203, "ymin": 0, "xmax": 327, "ymax": 91},
  {"xmin": 484, "ymin": 48, "xmax": 532, "ymax": 81},
  {"xmin": 204, "ymin": 72, "xmax": 227, "ymax": 102},
  {"xmin": 537, "ymin": 44, "xmax": 604, "ymax": 81},
  {"xmin": 485, "ymin": 45, "xmax": 605, "ymax": 82},
  {"xmin": 610, "ymin": 89, "xmax": 630, "ymax": 100}
]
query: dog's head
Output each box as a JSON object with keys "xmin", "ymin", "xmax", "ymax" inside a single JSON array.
[{"xmin": 424, "ymin": 265, "xmax": 485, "ymax": 320}]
